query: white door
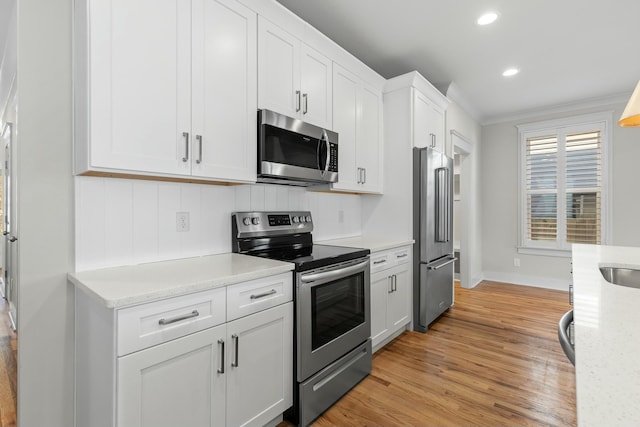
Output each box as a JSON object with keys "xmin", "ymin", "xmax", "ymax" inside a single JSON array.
[
  {"xmin": 89, "ymin": 0, "xmax": 191, "ymax": 175},
  {"xmin": 300, "ymin": 44, "xmax": 332, "ymax": 129},
  {"xmin": 117, "ymin": 324, "xmax": 226, "ymax": 427},
  {"xmin": 1, "ymin": 123, "xmax": 9, "ymax": 299},
  {"xmin": 331, "ymin": 64, "xmax": 359, "ymax": 191},
  {"xmin": 191, "ymin": 0, "xmax": 257, "ymax": 182},
  {"xmin": 388, "ymin": 266, "xmax": 411, "ymax": 329},
  {"xmin": 357, "ymin": 83, "xmax": 382, "ymax": 193},
  {"xmin": 258, "ymin": 17, "xmax": 300, "ymax": 119},
  {"xmin": 2, "ymin": 122, "xmax": 17, "ymax": 329},
  {"xmin": 226, "ymin": 302, "xmax": 293, "ymax": 427},
  {"xmin": 370, "ymin": 271, "xmax": 390, "ymax": 348}
]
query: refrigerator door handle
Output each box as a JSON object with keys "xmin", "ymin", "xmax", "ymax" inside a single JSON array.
[
  {"xmin": 435, "ymin": 167, "xmax": 449, "ymax": 242},
  {"xmin": 426, "ymin": 256, "xmax": 458, "ymax": 270}
]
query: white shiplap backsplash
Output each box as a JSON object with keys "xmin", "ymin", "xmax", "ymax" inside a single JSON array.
[{"xmin": 75, "ymin": 176, "xmax": 362, "ymax": 271}]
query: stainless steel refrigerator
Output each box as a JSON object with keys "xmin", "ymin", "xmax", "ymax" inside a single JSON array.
[{"xmin": 413, "ymin": 146, "xmax": 456, "ymax": 332}]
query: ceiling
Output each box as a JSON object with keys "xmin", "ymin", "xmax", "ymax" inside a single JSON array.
[{"xmin": 275, "ymin": 0, "xmax": 640, "ymax": 124}]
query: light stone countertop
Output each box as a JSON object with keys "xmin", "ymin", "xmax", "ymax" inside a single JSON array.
[
  {"xmin": 317, "ymin": 236, "xmax": 414, "ymax": 253},
  {"xmin": 68, "ymin": 253, "xmax": 294, "ymax": 308},
  {"xmin": 572, "ymin": 244, "xmax": 640, "ymax": 427}
]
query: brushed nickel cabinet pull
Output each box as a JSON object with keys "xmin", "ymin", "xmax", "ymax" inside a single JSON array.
[
  {"xmin": 158, "ymin": 309, "xmax": 199, "ymax": 325},
  {"xmin": 196, "ymin": 134, "xmax": 203, "ymax": 164},
  {"xmin": 217, "ymin": 339, "xmax": 225, "ymax": 374},
  {"xmin": 182, "ymin": 132, "xmax": 190, "ymax": 162},
  {"xmin": 296, "ymin": 90, "xmax": 301, "ymax": 112},
  {"xmin": 231, "ymin": 334, "xmax": 239, "ymax": 367},
  {"xmin": 250, "ymin": 289, "xmax": 277, "ymax": 300}
]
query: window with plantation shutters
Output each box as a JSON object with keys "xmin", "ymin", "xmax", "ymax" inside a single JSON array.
[{"xmin": 518, "ymin": 113, "xmax": 610, "ymax": 255}]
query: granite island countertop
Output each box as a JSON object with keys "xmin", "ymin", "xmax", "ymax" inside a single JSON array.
[
  {"xmin": 68, "ymin": 253, "xmax": 294, "ymax": 308},
  {"xmin": 572, "ymin": 244, "xmax": 640, "ymax": 427}
]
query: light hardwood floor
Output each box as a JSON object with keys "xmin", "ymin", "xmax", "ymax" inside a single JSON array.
[
  {"xmin": 0, "ymin": 296, "xmax": 17, "ymax": 427},
  {"xmin": 307, "ymin": 281, "xmax": 576, "ymax": 427}
]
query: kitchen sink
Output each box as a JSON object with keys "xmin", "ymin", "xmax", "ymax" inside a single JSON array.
[{"xmin": 599, "ymin": 265, "xmax": 640, "ymax": 289}]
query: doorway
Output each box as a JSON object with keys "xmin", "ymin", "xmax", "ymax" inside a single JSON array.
[{"xmin": 451, "ymin": 129, "xmax": 474, "ymax": 288}]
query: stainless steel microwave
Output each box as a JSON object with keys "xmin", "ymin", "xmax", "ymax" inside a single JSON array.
[{"xmin": 257, "ymin": 109, "xmax": 338, "ymax": 186}]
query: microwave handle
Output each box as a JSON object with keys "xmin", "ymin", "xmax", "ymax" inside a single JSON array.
[{"xmin": 320, "ymin": 130, "xmax": 330, "ymax": 173}]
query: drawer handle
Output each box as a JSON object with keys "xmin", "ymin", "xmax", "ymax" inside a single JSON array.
[
  {"xmin": 396, "ymin": 253, "xmax": 408, "ymax": 258},
  {"xmin": 250, "ymin": 289, "xmax": 277, "ymax": 300},
  {"xmin": 373, "ymin": 259, "xmax": 387, "ymax": 265},
  {"xmin": 158, "ymin": 309, "xmax": 199, "ymax": 326}
]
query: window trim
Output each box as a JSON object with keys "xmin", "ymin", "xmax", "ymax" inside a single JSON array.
[{"xmin": 517, "ymin": 111, "xmax": 613, "ymax": 255}]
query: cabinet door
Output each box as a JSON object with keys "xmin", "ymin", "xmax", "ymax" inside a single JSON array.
[
  {"xmin": 191, "ymin": 0, "xmax": 257, "ymax": 182},
  {"xmin": 370, "ymin": 271, "xmax": 390, "ymax": 349},
  {"xmin": 357, "ymin": 82, "xmax": 383, "ymax": 193},
  {"xmin": 89, "ymin": 0, "xmax": 191, "ymax": 175},
  {"xmin": 300, "ymin": 44, "xmax": 332, "ymax": 129},
  {"xmin": 226, "ymin": 302, "xmax": 293, "ymax": 427},
  {"xmin": 413, "ymin": 90, "xmax": 432, "ymax": 149},
  {"xmin": 388, "ymin": 266, "xmax": 411, "ymax": 330},
  {"xmin": 117, "ymin": 324, "xmax": 226, "ymax": 427},
  {"xmin": 431, "ymin": 106, "xmax": 446, "ymax": 153},
  {"xmin": 258, "ymin": 17, "xmax": 300, "ymax": 119},
  {"xmin": 331, "ymin": 63, "xmax": 359, "ymax": 191},
  {"xmin": 413, "ymin": 89, "xmax": 446, "ymax": 152}
]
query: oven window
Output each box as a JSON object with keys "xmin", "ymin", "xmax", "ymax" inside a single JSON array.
[
  {"xmin": 311, "ymin": 272, "xmax": 365, "ymax": 351},
  {"xmin": 263, "ymin": 125, "xmax": 319, "ymax": 168}
]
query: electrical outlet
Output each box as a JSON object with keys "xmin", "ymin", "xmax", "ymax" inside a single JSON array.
[
  {"xmin": 513, "ymin": 257, "xmax": 520, "ymax": 267},
  {"xmin": 176, "ymin": 212, "xmax": 190, "ymax": 232},
  {"xmin": 338, "ymin": 210, "xmax": 344, "ymax": 224}
]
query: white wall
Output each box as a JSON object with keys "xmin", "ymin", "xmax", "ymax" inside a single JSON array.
[
  {"xmin": 75, "ymin": 177, "xmax": 362, "ymax": 271},
  {"xmin": 481, "ymin": 101, "xmax": 640, "ymax": 290},
  {"xmin": 17, "ymin": 0, "xmax": 75, "ymax": 426},
  {"xmin": 0, "ymin": 0, "xmax": 16, "ymax": 122},
  {"xmin": 445, "ymin": 101, "xmax": 483, "ymax": 288}
]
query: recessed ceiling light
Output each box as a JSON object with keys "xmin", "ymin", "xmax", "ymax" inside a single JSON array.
[
  {"xmin": 502, "ymin": 68, "xmax": 519, "ymax": 77},
  {"xmin": 477, "ymin": 12, "xmax": 498, "ymax": 26}
]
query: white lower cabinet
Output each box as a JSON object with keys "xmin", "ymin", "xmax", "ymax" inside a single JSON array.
[
  {"xmin": 118, "ymin": 324, "xmax": 227, "ymax": 427},
  {"xmin": 76, "ymin": 272, "xmax": 293, "ymax": 427},
  {"xmin": 226, "ymin": 303, "xmax": 293, "ymax": 427},
  {"xmin": 370, "ymin": 246, "xmax": 412, "ymax": 350}
]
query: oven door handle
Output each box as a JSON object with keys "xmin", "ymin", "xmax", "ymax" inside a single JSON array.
[{"xmin": 300, "ymin": 259, "xmax": 369, "ymax": 284}]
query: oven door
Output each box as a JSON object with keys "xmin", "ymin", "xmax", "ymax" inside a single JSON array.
[{"xmin": 296, "ymin": 257, "xmax": 370, "ymax": 381}]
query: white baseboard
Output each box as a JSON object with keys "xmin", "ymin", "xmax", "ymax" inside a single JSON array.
[{"xmin": 481, "ymin": 271, "xmax": 571, "ymax": 291}]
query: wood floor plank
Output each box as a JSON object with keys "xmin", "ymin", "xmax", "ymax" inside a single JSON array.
[
  {"xmin": 0, "ymin": 297, "xmax": 17, "ymax": 427},
  {"xmin": 283, "ymin": 280, "xmax": 577, "ymax": 427}
]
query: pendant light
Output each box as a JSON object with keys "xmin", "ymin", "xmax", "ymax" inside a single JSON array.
[{"xmin": 619, "ymin": 80, "xmax": 640, "ymax": 127}]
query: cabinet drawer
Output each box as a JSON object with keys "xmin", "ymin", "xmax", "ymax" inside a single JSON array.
[
  {"xmin": 117, "ymin": 286, "xmax": 226, "ymax": 356},
  {"xmin": 370, "ymin": 253, "xmax": 391, "ymax": 273},
  {"xmin": 227, "ymin": 272, "xmax": 293, "ymax": 321}
]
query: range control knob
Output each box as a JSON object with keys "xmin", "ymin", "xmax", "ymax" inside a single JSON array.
[
  {"xmin": 251, "ymin": 217, "xmax": 260, "ymax": 225},
  {"xmin": 242, "ymin": 217, "xmax": 251, "ymax": 226},
  {"xmin": 292, "ymin": 216, "xmax": 299, "ymax": 223},
  {"xmin": 305, "ymin": 215, "xmax": 312, "ymax": 223}
]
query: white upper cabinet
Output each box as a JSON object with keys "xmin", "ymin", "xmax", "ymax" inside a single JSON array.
[
  {"xmin": 413, "ymin": 89, "xmax": 446, "ymax": 152},
  {"xmin": 331, "ymin": 63, "xmax": 383, "ymax": 194},
  {"xmin": 191, "ymin": 0, "xmax": 257, "ymax": 182},
  {"xmin": 258, "ymin": 17, "xmax": 332, "ymax": 129},
  {"xmin": 74, "ymin": 0, "xmax": 257, "ymax": 183}
]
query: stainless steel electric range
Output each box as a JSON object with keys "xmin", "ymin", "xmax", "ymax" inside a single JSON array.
[{"xmin": 232, "ymin": 211, "xmax": 371, "ymax": 426}]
